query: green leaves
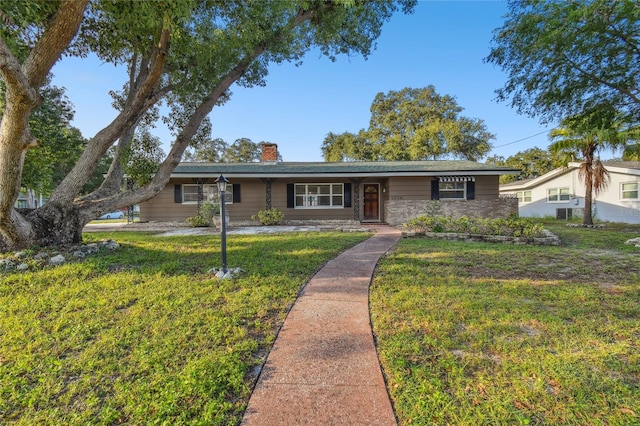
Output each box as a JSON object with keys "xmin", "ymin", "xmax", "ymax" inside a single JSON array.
[
  {"xmin": 322, "ymin": 86, "xmax": 495, "ymax": 161},
  {"xmin": 487, "ymin": 0, "xmax": 640, "ymax": 123}
]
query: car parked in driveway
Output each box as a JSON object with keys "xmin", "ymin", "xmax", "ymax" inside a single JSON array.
[{"xmin": 99, "ymin": 211, "xmax": 124, "ymax": 220}]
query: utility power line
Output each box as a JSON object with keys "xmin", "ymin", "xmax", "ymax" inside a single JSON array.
[{"xmin": 493, "ymin": 130, "xmax": 549, "ymax": 148}]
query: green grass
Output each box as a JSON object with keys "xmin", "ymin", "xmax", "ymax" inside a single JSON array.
[
  {"xmin": 371, "ymin": 223, "xmax": 640, "ymax": 425},
  {"xmin": 0, "ymin": 231, "xmax": 370, "ymax": 425}
]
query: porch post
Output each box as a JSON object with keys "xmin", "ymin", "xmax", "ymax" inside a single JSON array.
[
  {"xmin": 350, "ymin": 178, "xmax": 363, "ymax": 221},
  {"xmin": 193, "ymin": 178, "xmax": 208, "ymax": 215},
  {"xmin": 261, "ymin": 178, "xmax": 276, "ymax": 209}
]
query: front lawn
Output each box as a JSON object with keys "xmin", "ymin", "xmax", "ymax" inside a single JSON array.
[
  {"xmin": 0, "ymin": 231, "xmax": 370, "ymax": 425},
  {"xmin": 371, "ymin": 223, "xmax": 640, "ymax": 425}
]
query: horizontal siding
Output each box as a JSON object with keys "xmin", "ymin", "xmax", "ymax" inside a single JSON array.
[
  {"xmin": 139, "ymin": 181, "xmax": 198, "ymax": 222},
  {"xmin": 475, "ymin": 175, "xmax": 498, "ymax": 200},
  {"xmin": 388, "ymin": 177, "xmax": 430, "ymax": 200},
  {"xmin": 140, "ymin": 174, "xmax": 502, "ymax": 223}
]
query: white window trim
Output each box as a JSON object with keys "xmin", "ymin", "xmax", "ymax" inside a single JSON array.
[
  {"xmin": 620, "ymin": 182, "xmax": 639, "ymax": 200},
  {"xmin": 182, "ymin": 184, "xmax": 233, "ymax": 205},
  {"xmin": 439, "ymin": 181, "xmax": 466, "ymax": 200},
  {"xmin": 547, "ymin": 187, "xmax": 570, "ymax": 203},
  {"xmin": 294, "ymin": 183, "xmax": 344, "ymax": 209},
  {"xmin": 516, "ymin": 190, "xmax": 532, "ymax": 203}
]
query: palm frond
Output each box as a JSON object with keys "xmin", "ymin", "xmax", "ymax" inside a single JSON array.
[{"xmin": 591, "ymin": 158, "xmax": 610, "ymax": 195}]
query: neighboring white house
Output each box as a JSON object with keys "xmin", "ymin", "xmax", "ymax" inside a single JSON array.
[{"xmin": 499, "ymin": 161, "xmax": 640, "ymax": 224}]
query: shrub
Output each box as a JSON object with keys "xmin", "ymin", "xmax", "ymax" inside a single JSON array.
[
  {"xmin": 186, "ymin": 215, "xmax": 209, "ymax": 227},
  {"xmin": 199, "ymin": 202, "xmax": 220, "ymax": 224},
  {"xmin": 404, "ymin": 215, "xmax": 545, "ymax": 238},
  {"xmin": 251, "ymin": 208, "xmax": 284, "ymax": 226}
]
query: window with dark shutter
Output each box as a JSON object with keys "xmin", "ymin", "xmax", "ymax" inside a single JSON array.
[
  {"xmin": 430, "ymin": 180, "xmax": 439, "ymax": 200},
  {"xmin": 466, "ymin": 181, "xmax": 475, "ymax": 200},
  {"xmin": 344, "ymin": 183, "xmax": 352, "ymax": 208},
  {"xmin": 174, "ymin": 184, "xmax": 182, "ymax": 203},
  {"xmin": 287, "ymin": 184, "xmax": 294, "ymax": 208},
  {"xmin": 232, "ymin": 184, "xmax": 241, "ymax": 203}
]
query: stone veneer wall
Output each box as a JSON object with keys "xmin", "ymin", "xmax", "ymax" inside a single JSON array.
[{"xmin": 385, "ymin": 199, "xmax": 519, "ymax": 226}]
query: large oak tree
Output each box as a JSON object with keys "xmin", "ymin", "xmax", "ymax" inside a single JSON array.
[
  {"xmin": 322, "ymin": 86, "xmax": 494, "ymax": 161},
  {"xmin": 486, "ymin": 0, "xmax": 640, "ymax": 124},
  {"xmin": 0, "ymin": 0, "xmax": 415, "ymax": 251}
]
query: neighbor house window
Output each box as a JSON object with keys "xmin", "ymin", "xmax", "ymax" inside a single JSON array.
[
  {"xmin": 16, "ymin": 200, "xmax": 27, "ymax": 208},
  {"xmin": 516, "ymin": 191, "xmax": 532, "ymax": 203},
  {"xmin": 182, "ymin": 184, "xmax": 233, "ymax": 204},
  {"xmin": 621, "ymin": 182, "xmax": 639, "ymax": 200},
  {"xmin": 547, "ymin": 187, "xmax": 570, "ymax": 202},
  {"xmin": 295, "ymin": 183, "xmax": 343, "ymax": 208},
  {"xmin": 438, "ymin": 181, "xmax": 466, "ymax": 200}
]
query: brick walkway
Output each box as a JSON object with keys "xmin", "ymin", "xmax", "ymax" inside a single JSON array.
[{"xmin": 241, "ymin": 226, "xmax": 402, "ymax": 425}]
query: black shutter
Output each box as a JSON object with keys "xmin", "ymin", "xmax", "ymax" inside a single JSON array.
[
  {"xmin": 430, "ymin": 179, "xmax": 439, "ymax": 200},
  {"xmin": 287, "ymin": 184, "xmax": 295, "ymax": 208},
  {"xmin": 466, "ymin": 181, "xmax": 475, "ymax": 200},
  {"xmin": 174, "ymin": 184, "xmax": 182, "ymax": 203},
  {"xmin": 343, "ymin": 183, "xmax": 352, "ymax": 208},
  {"xmin": 232, "ymin": 184, "xmax": 241, "ymax": 203}
]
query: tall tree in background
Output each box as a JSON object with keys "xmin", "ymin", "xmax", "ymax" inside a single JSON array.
[
  {"xmin": 19, "ymin": 84, "xmax": 86, "ymax": 206},
  {"xmin": 183, "ymin": 138, "xmax": 228, "ymax": 162},
  {"xmin": 321, "ymin": 130, "xmax": 372, "ymax": 162},
  {"xmin": 225, "ymin": 138, "xmax": 261, "ymax": 162},
  {"xmin": 486, "ymin": 147, "xmax": 565, "ymax": 184},
  {"xmin": 486, "ymin": 0, "xmax": 640, "ymax": 124},
  {"xmin": 0, "ymin": 0, "xmax": 416, "ymax": 251},
  {"xmin": 184, "ymin": 137, "xmax": 282, "ymax": 162},
  {"xmin": 321, "ymin": 86, "xmax": 494, "ymax": 161}
]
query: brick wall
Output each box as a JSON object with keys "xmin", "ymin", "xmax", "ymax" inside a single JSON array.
[{"xmin": 385, "ymin": 198, "xmax": 519, "ymax": 226}]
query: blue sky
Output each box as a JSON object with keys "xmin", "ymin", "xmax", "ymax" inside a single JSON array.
[{"xmin": 51, "ymin": 1, "xmax": 554, "ymax": 162}]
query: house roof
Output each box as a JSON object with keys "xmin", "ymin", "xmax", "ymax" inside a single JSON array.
[
  {"xmin": 602, "ymin": 160, "xmax": 640, "ymax": 170},
  {"xmin": 500, "ymin": 160, "xmax": 640, "ymax": 191},
  {"xmin": 171, "ymin": 160, "xmax": 520, "ymax": 179}
]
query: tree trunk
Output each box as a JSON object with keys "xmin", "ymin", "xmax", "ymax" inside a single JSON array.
[
  {"xmin": 583, "ymin": 159, "xmax": 594, "ymax": 226},
  {"xmin": 0, "ymin": 2, "xmax": 323, "ymax": 253}
]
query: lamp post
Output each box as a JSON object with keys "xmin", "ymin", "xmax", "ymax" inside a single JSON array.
[{"xmin": 215, "ymin": 174, "xmax": 229, "ymax": 273}]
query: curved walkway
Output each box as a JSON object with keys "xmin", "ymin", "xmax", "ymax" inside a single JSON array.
[{"xmin": 241, "ymin": 226, "xmax": 402, "ymax": 425}]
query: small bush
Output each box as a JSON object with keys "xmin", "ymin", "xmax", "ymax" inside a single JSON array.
[
  {"xmin": 186, "ymin": 215, "xmax": 209, "ymax": 227},
  {"xmin": 251, "ymin": 208, "xmax": 284, "ymax": 226},
  {"xmin": 199, "ymin": 202, "xmax": 220, "ymax": 224}
]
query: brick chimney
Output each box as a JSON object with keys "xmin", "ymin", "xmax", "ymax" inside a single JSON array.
[{"xmin": 260, "ymin": 143, "xmax": 278, "ymax": 163}]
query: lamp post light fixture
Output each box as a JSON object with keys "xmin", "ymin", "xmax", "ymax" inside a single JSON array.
[{"xmin": 215, "ymin": 174, "xmax": 229, "ymax": 273}]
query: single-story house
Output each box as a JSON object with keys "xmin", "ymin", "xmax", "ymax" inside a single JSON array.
[
  {"xmin": 499, "ymin": 160, "xmax": 640, "ymax": 224},
  {"xmin": 140, "ymin": 144, "xmax": 520, "ymax": 226}
]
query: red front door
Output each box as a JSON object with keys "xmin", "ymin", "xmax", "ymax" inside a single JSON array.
[{"xmin": 363, "ymin": 184, "xmax": 379, "ymax": 220}]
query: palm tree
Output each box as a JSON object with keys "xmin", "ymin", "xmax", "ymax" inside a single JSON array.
[{"xmin": 549, "ymin": 123, "xmax": 624, "ymax": 225}]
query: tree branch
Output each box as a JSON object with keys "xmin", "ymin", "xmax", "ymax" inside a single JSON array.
[
  {"xmin": 562, "ymin": 52, "xmax": 640, "ymax": 105},
  {"xmin": 23, "ymin": 0, "xmax": 89, "ymax": 88},
  {"xmin": 50, "ymin": 25, "xmax": 171, "ymax": 204}
]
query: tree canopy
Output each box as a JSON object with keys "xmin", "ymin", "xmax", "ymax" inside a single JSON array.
[
  {"xmin": 184, "ymin": 137, "xmax": 282, "ymax": 162},
  {"xmin": 486, "ymin": 0, "xmax": 640, "ymax": 124},
  {"xmin": 0, "ymin": 0, "xmax": 416, "ymax": 250},
  {"xmin": 322, "ymin": 86, "xmax": 494, "ymax": 162},
  {"xmin": 486, "ymin": 147, "xmax": 565, "ymax": 184}
]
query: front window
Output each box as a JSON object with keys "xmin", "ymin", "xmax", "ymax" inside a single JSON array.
[
  {"xmin": 547, "ymin": 187, "xmax": 570, "ymax": 202},
  {"xmin": 439, "ymin": 181, "xmax": 465, "ymax": 200},
  {"xmin": 516, "ymin": 191, "xmax": 532, "ymax": 203},
  {"xmin": 621, "ymin": 182, "xmax": 639, "ymax": 200},
  {"xmin": 295, "ymin": 183, "xmax": 343, "ymax": 208},
  {"xmin": 182, "ymin": 184, "xmax": 233, "ymax": 204}
]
